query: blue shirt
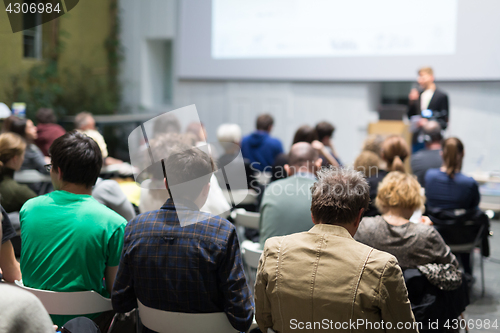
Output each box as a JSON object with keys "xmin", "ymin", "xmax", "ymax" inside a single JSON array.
[
  {"xmin": 111, "ymin": 199, "xmax": 254, "ymax": 332},
  {"xmin": 241, "ymin": 131, "xmax": 283, "ymax": 171},
  {"xmin": 424, "ymin": 169, "xmax": 480, "ymax": 210}
]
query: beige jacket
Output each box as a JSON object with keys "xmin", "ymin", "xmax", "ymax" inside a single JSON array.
[{"xmin": 255, "ymin": 224, "xmax": 418, "ymax": 333}]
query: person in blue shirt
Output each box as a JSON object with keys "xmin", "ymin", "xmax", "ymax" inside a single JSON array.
[
  {"xmin": 425, "ymin": 137, "xmax": 479, "ymax": 210},
  {"xmin": 241, "ymin": 114, "xmax": 283, "ymax": 172},
  {"xmin": 425, "ymin": 137, "xmax": 480, "ymax": 276}
]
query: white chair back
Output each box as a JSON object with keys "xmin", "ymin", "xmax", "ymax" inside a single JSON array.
[
  {"xmin": 242, "ymin": 242, "xmax": 263, "ymax": 270},
  {"xmin": 137, "ymin": 299, "xmax": 238, "ymax": 333},
  {"xmin": 15, "ymin": 281, "xmax": 112, "ymax": 315},
  {"xmin": 233, "ymin": 209, "xmax": 260, "ymax": 230},
  {"xmin": 14, "ymin": 170, "xmax": 51, "ymax": 183}
]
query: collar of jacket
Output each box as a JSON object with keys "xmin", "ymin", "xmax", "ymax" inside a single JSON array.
[
  {"xmin": 161, "ymin": 197, "xmax": 199, "ymax": 212},
  {"xmin": 308, "ymin": 223, "xmax": 353, "ymax": 239}
]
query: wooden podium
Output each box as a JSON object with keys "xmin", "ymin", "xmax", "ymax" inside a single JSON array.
[{"xmin": 368, "ymin": 120, "xmax": 412, "ymax": 172}]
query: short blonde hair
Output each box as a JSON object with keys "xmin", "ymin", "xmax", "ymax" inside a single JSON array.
[
  {"xmin": 418, "ymin": 67, "xmax": 434, "ymax": 76},
  {"xmin": 375, "ymin": 171, "xmax": 424, "ymax": 213},
  {"xmin": 0, "ymin": 132, "xmax": 26, "ymax": 167}
]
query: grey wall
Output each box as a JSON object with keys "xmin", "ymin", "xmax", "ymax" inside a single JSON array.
[{"xmin": 119, "ymin": 0, "xmax": 500, "ymax": 173}]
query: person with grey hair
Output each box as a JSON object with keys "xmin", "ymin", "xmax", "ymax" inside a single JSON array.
[
  {"xmin": 411, "ymin": 120, "xmax": 443, "ymax": 187},
  {"xmin": 74, "ymin": 112, "xmax": 122, "ymax": 165},
  {"xmin": 255, "ymin": 167, "xmax": 417, "ymax": 333},
  {"xmin": 258, "ymin": 142, "xmax": 322, "ymax": 248}
]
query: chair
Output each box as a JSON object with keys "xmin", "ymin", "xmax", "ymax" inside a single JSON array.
[
  {"xmin": 427, "ymin": 208, "xmax": 489, "ymax": 296},
  {"xmin": 241, "ymin": 241, "xmax": 263, "ymax": 295},
  {"xmin": 14, "ymin": 170, "xmax": 52, "ymax": 194},
  {"xmin": 14, "ymin": 280, "xmax": 112, "ymax": 315},
  {"xmin": 137, "ymin": 299, "xmax": 238, "ymax": 333},
  {"xmin": 231, "ymin": 209, "xmax": 260, "ymax": 243}
]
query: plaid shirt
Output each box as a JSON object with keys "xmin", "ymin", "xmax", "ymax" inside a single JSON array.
[{"xmin": 112, "ymin": 199, "xmax": 254, "ymax": 332}]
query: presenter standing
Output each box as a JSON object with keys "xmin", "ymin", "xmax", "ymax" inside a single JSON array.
[{"xmin": 408, "ymin": 67, "xmax": 449, "ymax": 152}]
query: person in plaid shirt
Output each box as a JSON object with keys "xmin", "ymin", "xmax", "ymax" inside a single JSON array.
[{"xmin": 111, "ymin": 147, "xmax": 254, "ymax": 332}]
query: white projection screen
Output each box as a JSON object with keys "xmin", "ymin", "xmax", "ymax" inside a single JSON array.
[{"xmin": 178, "ymin": 0, "xmax": 500, "ymax": 81}]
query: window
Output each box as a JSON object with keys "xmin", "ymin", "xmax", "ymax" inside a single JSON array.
[{"xmin": 23, "ymin": 1, "xmax": 42, "ymax": 59}]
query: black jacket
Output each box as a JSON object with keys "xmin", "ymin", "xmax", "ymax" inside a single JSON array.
[{"xmin": 408, "ymin": 88, "xmax": 449, "ymax": 130}]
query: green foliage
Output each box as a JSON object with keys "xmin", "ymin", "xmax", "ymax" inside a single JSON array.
[{"xmin": 5, "ymin": 62, "xmax": 119, "ymax": 120}]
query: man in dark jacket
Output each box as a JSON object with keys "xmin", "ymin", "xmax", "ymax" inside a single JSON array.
[
  {"xmin": 408, "ymin": 67, "xmax": 449, "ymax": 152},
  {"xmin": 241, "ymin": 114, "xmax": 283, "ymax": 172}
]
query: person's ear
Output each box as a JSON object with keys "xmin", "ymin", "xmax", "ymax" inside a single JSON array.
[
  {"xmin": 56, "ymin": 167, "xmax": 63, "ymax": 181},
  {"xmin": 284, "ymin": 164, "xmax": 291, "ymax": 176},
  {"xmin": 311, "ymin": 212, "xmax": 318, "ymax": 225},
  {"xmin": 354, "ymin": 208, "xmax": 364, "ymax": 229},
  {"xmin": 315, "ymin": 158, "xmax": 322, "ymax": 169}
]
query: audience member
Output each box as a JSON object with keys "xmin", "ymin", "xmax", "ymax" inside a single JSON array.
[
  {"xmin": 34, "ymin": 108, "xmax": 66, "ymax": 156},
  {"xmin": 112, "ymin": 147, "xmax": 254, "ymax": 333},
  {"xmin": 92, "ymin": 178, "xmax": 136, "ymax": 221},
  {"xmin": 364, "ymin": 135, "xmax": 410, "ymax": 217},
  {"xmin": 255, "ymin": 167, "xmax": 417, "ymax": 333},
  {"xmin": 355, "ymin": 172, "xmax": 456, "ymax": 268},
  {"xmin": 0, "ymin": 235, "xmax": 54, "ymax": 333},
  {"xmin": 74, "ymin": 112, "xmax": 122, "ymax": 165},
  {"xmin": 20, "ymin": 131, "xmax": 127, "ymax": 331},
  {"xmin": 315, "ymin": 120, "xmax": 342, "ymax": 165},
  {"xmin": 0, "ymin": 133, "xmax": 36, "ymax": 212},
  {"xmin": 271, "ymin": 125, "xmax": 337, "ymax": 182},
  {"xmin": 4, "ymin": 115, "xmax": 48, "ymax": 174},
  {"xmin": 362, "ymin": 134, "xmax": 384, "ymax": 157},
  {"xmin": 139, "ymin": 133, "xmax": 230, "ymax": 216},
  {"xmin": 241, "ymin": 114, "xmax": 283, "ymax": 172},
  {"xmin": 1, "ymin": 205, "xmax": 22, "ymax": 282},
  {"xmin": 216, "ymin": 123, "xmax": 258, "ymax": 190},
  {"xmin": 353, "ymin": 150, "xmax": 380, "ymax": 178},
  {"xmin": 425, "ymin": 137, "xmax": 480, "ymax": 276},
  {"xmin": 411, "ymin": 120, "xmax": 443, "ymax": 187},
  {"xmin": 425, "ymin": 137, "xmax": 479, "ymax": 210},
  {"xmin": 355, "ymin": 171, "xmax": 468, "ymax": 331},
  {"xmin": 259, "ymin": 142, "xmax": 321, "ymax": 248}
]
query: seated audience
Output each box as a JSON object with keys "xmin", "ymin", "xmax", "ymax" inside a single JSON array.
[
  {"xmin": 74, "ymin": 112, "xmax": 122, "ymax": 165},
  {"xmin": 4, "ymin": 115, "xmax": 48, "ymax": 173},
  {"xmin": 354, "ymin": 150, "xmax": 380, "ymax": 178},
  {"xmin": 255, "ymin": 167, "xmax": 417, "ymax": 333},
  {"xmin": 425, "ymin": 137, "xmax": 479, "ymax": 210},
  {"xmin": 411, "ymin": 120, "xmax": 443, "ymax": 187},
  {"xmin": 139, "ymin": 133, "xmax": 230, "ymax": 216},
  {"xmin": 5, "ymin": 115, "xmax": 51, "ymax": 194},
  {"xmin": 355, "ymin": 171, "xmax": 467, "ymax": 332},
  {"xmin": 1, "ymin": 205, "xmax": 22, "ymax": 282},
  {"xmin": 362, "ymin": 134, "xmax": 384, "ymax": 157},
  {"xmin": 0, "ymin": 133, "xmax": 36, "ymax": 212},
  {"xmin": 355, "ymin": 171, "xmax": 457, "ymax": 268},
  {"xmin": 315, "ymin": 120, "xmax": 342, "ymax": 165},
  {"xmin": 112, "ymin": 147, "xmax": 254, "ymax": 333},
  {"xmin": 259, "ymin": 142, "xmax": 321, "ymax": 248},
  {"xmin": 34, "ymin": 108, "xmax": 66, "ymax": 156},
  {"xmin": 93, "ymin": 178, "xmax": 136, "ymax": 221},
  {"xmin": 20, "ymin": 131, "xmax": 127, "ymax": 331},
  {"xmin": 425, "ymin": 137, "xmax": 480, "ymax": 276},
  {"xmin": 241, "ymin": 114, "xmax": 283, "ymax": 172},
  {"xmin": 216, "ymin": 123, "xmax": 258, "ymax": 191},
  {"xmin": 271, "ymin": 125, "xmax": 337, "ymax": 182},
  {"xmin": 364, "ymin": 135, "xmax": 409, "ymax": 217},
  {"xmin": 0, "ymin": 220, "xmax": 54, "ymax": 333}
]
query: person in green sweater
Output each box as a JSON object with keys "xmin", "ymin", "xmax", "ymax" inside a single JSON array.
[
  {"xmin": 0, "ymin": 132, "xmax": 36, "ymax": 213},
  {"xmin": 259, "ymin": 142, "xmax": 322, "ymax": 248}
]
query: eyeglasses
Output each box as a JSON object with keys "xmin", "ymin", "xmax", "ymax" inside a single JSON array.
[{"xmin": 44, "ymin": 164, "xmax": 52, "ymax": 172}]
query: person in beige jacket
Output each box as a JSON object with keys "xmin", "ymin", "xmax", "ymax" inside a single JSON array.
[{"xmin": 255, "ymin": 167, "xmax": 418, "ymax": 333}]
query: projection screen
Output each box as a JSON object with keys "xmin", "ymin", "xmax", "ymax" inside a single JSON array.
[{"xmin": 178, "ymin": 0, "xmax": 500, "ymax": 81}]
